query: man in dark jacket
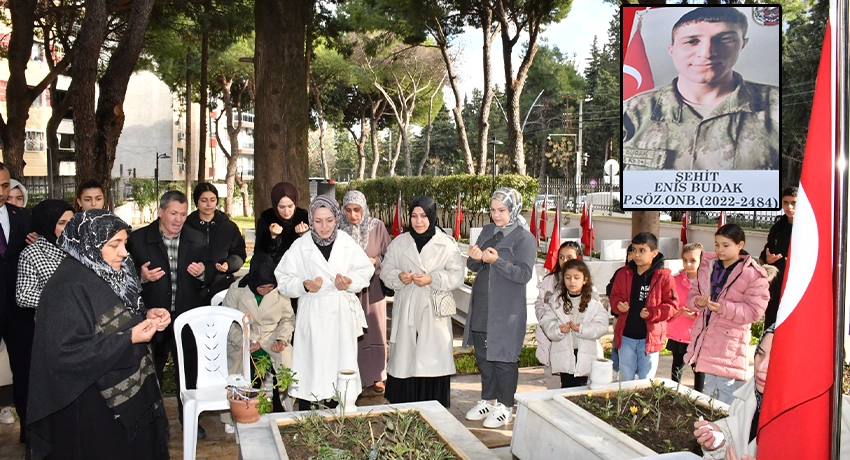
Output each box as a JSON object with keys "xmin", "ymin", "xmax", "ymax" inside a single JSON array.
[
  {"xmin": 759, "ymin": 186, "xmax": 795, "ymax": 328},
  {"xmin": 129, "ymin": 190, "xmax": 207, "ymax": 438},
  {"xmin": 0, "ymin": 163, "xmax": 32, "ymax": 442}
]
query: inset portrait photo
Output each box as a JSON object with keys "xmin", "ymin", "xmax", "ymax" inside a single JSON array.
[{"xmin": 621, "ymin": 6, "xmax": 781, "ymax": 210}]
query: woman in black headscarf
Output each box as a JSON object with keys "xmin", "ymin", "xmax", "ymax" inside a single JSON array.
[
  {"xmin": 255, "ymin": 182, "xmax": 309, "ymax": 265},
  {"xmin": 380, "ymin": 196, "xmax": 464, "ymax": 407},
  {"xmin": 27, "ymin": 210, "xmax": 171, "ymax": 460},
  {"xmin": 16, "ymin": 199, "xmax": 75, "ymax": 310}
]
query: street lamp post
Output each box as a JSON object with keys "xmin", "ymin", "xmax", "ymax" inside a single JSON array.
[
  {"xmin": 487, "ymin": 137, "xmax": 503, "ymax": 193},
  {"xmin": 154, "ymin": 152, "xmax": 171, "ymax": 198}
]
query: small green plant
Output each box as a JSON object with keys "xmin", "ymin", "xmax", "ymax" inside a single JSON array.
[
  {"xmin": 750, "ymin": 319, "xmax": 765, "ymax": 345},
  {"xmin": 228, "ymin": 352, "xmax": 298, "ymax": 416}
]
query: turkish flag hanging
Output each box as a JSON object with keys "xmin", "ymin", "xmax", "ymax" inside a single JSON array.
[
  {"xmin": 453, "ymin": 195, "xmax": 463, "ymax": 240},
  {"xmin": 623, "ymin": 12, "xmax": 655, "ymax": 100},
  {"xmin": 717, "ymin": 211, "xmax": 726, "ymax": 229},
  {"xmin": 580, "ymin": 202, "xmax": 594, "ymax": 257},
  {"xmin": 530, "ymin": 204, "xmax": 538, "ymax": 247},
  {"xmin": 757, "ymin": 24, "xmax": 834, "ymax": 460},
  {"xmin": 391, "ymin": 193, "xmax": 403, "ymax": 237},
  {"xmin": 543, "ymin": 200, "xmax": 562, "ymax": 273},
  {"xmin": 680, "ymin": 211, "xmax": 688, "ymax": 246},
  {"xmin": 539, "ymin": 196, "xmax": 547, "ymax": 242}
]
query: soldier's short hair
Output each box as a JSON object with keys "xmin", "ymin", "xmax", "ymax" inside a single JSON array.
[{"xmin": 671, "ymin": 8, "xmax": 748, "ymax": 43}]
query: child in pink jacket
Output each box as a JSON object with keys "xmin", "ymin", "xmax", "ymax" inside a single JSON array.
[
  {"xmin": 685, "ymin": 224, "xmax": 772, "ymax": 404},
  {"xmin": 666, "ymin": 243, "xmax": 703, "ymax": 389}
]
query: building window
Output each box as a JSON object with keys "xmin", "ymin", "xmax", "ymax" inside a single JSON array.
[
  {"xmin": 237, "ymin": 155, "xmax": 254, "ymax": 176},
  {"xmin": 59, "ymin": 133, "xmax": 74, "ymax": 150},
  {"xmin": 24, "ymin": 131, "xmax": 45, "ymax": 152}
]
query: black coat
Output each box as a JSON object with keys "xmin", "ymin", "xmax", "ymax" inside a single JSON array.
[
  {"xmin": 255, "ymin": 206, "xmax": 308, "ymax": 265},
  {"xmin": 0, "ymin": 203, "xmax": 31, "ymax": 317},
  {"xmin": 760, "ymin": 214, "xmax": 792, "ymax": 326},
  {"xmin": 186, "ymin": 210, "xmax": 246, "ymax": 294},
  {"xmin": 128, "ymin": 220, "xmax": 207, "ymax": 316}
]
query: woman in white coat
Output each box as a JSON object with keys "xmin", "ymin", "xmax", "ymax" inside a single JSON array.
[
  {"xmin": 380, "ymin": 196, "xmax": 464, "ymax": 407},
  {"xmin": 275, "ymin": 195, "xmax": 375, "ymax": 410}
]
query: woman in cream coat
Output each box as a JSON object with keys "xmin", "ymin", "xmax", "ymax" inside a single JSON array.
[
  {"xmin": 223, "ymin": 252, "xmax": 295, "ymax": 375},
  {"xmin": 380, "ymin": 196, "xmax": 464, "ymax": 408},
  {"xmin": 275, "ymin": 196, "xmax": 374, "ymax": 410}
]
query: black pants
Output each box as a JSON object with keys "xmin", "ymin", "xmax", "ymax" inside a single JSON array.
[
  {"xmin": 152, "ymin": 322, "xmax": 197, "ymax": 424},
  {"xmin": 0, "ymin": 303, "xmax": 34, "ymax": 442},
  {"xmin": 472, "ymin": 331, "xmax": 518, "ymax": 407},
  {"xmin": 693, "ymin": 367, "xmax": 706, "ymax": 393},
  {"xmin": 560, "ymin": 349, "xmax": 588, "ymax": 388},
  {"xmin": 297, "ymin": 398, "xmax": 338, "ymax": 411}
]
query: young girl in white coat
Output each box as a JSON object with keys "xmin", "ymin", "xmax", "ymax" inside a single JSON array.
[{"xmin": 539, "ymin": 259, "xmax": 609, "ymax": 388}]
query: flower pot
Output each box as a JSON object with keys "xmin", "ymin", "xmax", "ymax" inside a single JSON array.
[
  {"xmin": 588, "ymin": 358, "xmax": 613, "ymax": 389},
  {"xmin": 336, "ymin": 369, "xmax": 358, "ymax": 414},
  {"xmin": 228, "ymin": 387, "xmax": 261, "ymax": 424}
]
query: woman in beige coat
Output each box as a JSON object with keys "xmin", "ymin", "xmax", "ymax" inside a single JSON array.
[
  {"xmin": 224, "ymin": 252, "xmax": 295, "ymax": 412},
  {"xmin": 380, "ymin": 196, "xmax": 464, "ymax": 408}
]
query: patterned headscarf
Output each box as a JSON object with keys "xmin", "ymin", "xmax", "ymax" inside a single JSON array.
[
  {"xmin": 339, "ymin": 190, "xmax": 381, "ymax": 250},
  {"xmin": 58, "ymin": 210, "xmax": 145, "ymax": 314},
  {"xmin": 308, "ymin": 195, "xmax": 341, "ymax": 247},
  {"xmin": 491, "ymin": 187, "xmax": 528, "ymax": 233}
]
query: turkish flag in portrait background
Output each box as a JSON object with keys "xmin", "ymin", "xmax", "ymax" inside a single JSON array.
[
  {"xmin": 757, "ymin": 23, "xmax": 834, "ymax": 460},
  {"xmin": 622, "ymin": 7, "xmax": 656, "ymax": 100}
]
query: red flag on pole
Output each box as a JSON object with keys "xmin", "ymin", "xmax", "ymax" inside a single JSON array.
[
  {"xmin": 529, "ymin": 204, "xmax": 538, "ymax": 247},
  {"xmin": 543, "ymin": 200, "xmax": 561, "ymax": 273},
  {"xmin": 717, "ymin": 210, "xmax": 726, "ymax": 229},
  {"xmin": 580, "ymin": 202, "xmax": 594, "ymax": 257},
  {"xmin": 539, "ymin": 196, "xmax": 547, "ymax": 241},
  {"xmin": 758, "ymin": 24, "xmax": 834, "ymax": 460},
  {"xmin": 453, "ymin": 195, "xmax": 463, "ymax": 240},
  {"xmin": 623, "ymin": 12, "xmax": 655, "ymax": 100},
  {"xmin": 391, "ymin": 193, "xmax": 403, "ymax": 237},
  {"xmin": 680, "ymin": 211, "xmax": 688, "ymax": 245}
]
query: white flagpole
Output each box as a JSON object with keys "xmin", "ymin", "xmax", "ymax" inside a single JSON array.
[{"xmin": 833, "ymin": 1, "xmax": 848, "ymax": 458}]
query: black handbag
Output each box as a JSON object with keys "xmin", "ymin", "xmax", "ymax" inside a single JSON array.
[{"xmin": 380, "ymin": 279, "xmax": 395, "ymax": 298}]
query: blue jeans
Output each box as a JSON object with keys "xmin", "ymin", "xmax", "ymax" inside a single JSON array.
[
  {"xmin": 702, "ymin": 374, "xmax": 744, "ymax": 405},
  {"xmin": 617, "ymin": 337, "xmax": 659, "ymax": 381}
]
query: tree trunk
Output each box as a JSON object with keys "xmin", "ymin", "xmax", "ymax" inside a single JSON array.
[
  {"xmin": 417, "ymin": 77, "xmax": 444, "ymax": 176},
  {"xmin": 46, "ymin": 82, "xmax": 72, "ymax": 198},
  {"xmin": 254, "ymin": 0, "xmax": 311, "ymax": 216},
  {"xmin": 369, "ymin": 119, "xmax": 380, "ymax": 178},
  {"xmin": 70, "ymin": 0, "xmax": 108, "ymax": 186},
  {"xmin": 0, "ymin": 0, "xmax": 38, "ymax": 178},
  {"xmin": 184, "ymin": 53, "xmax": 193, "ymax": 199},
  {"xmin": 477, "ymin": 7, "xmax": 499, "ymax": 175},
  {"xmin": 432, "ymin": 21, "xmax": 474, "ymax": 174},
  {"xmin": 389, "ymin": 126, "xmax": 402, "ymax": 177},
  {"xmin": 632, "ymin": 211, "xmax": 660, "ymax": 239},
  {"xmin": 356, "ymin": 109, "xmax": 367, "ymax": 179},
  {"xmin": 312, "ymin": 89, "xmax": 329, "ymax": 178},
  {"xmin": 198, "ymin": 17, "xmax": 210, "ymax": 184},
  {"xmin": 79, "ymin": 0, "xmax": 155, "ymax": 203}
]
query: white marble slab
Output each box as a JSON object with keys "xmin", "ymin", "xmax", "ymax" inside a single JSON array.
[
  {"xmin": 237, "ymin": 400, "xmax": 497, "ymax": 460},
  {"xmin": 511, "ymin": 379, "xmax": 729, "ymax": 460}
]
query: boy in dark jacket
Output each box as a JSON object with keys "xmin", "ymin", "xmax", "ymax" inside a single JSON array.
[
  {"xmin": 759, "ymin": 186, "xmax": 795, "ymax": 328},
  {"xmin": 610, "ymin": 232, "xmax": 679, "ymax": 381}
]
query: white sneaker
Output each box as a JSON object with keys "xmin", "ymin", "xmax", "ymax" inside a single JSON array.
[
  {"xmin": 465, "ymin": 400, "xmax": 493, "ymax": 421},
  {"xmin": 0, "ymin": 406, "xmax": 15, "ymax": 424},
  {"xmin": 482, "ymin": 403, "xmax": 512, "ymax": 428}
]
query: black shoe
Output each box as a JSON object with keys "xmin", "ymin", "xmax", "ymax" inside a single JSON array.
[{"xmin": 197, "ymin": 425, "xmax": 206, "ymax": 440}]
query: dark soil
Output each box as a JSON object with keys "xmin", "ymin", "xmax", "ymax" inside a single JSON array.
[
  {"xmin": 566, "ymin": 385, "xmax": 728, "ymax": 455},
  {"xmin": 278, "ymin": 410, "xmax": 457, "ymax": 460}
]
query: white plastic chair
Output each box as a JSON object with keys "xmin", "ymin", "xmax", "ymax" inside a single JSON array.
[
  {"xmin": 174, "ymin": 306, "xmax": 250, "ymax": 460},
  {"xmin": 210, "ymin": 289, "xmax": 228, "ymax": 307}
]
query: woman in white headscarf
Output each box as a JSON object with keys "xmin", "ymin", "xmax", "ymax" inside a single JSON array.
[
  {"xmin": 274, "ymin": 195, "xmax": 375, "ymax": 410},
  {"xmin": 462, "ymin": 187, "xmax": 537, "ymax": 429},
  {"xmin": 339, "ymin": 190, "xmax": 391, "ymax": 393}
]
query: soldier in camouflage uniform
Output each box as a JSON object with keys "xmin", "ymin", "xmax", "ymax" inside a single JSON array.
[{"xmin": 623, "ymin": 8, "xmax": 778, "ymax": 171}]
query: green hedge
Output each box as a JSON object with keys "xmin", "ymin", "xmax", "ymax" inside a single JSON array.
[{"xmin": 335, "ymin": 175, "xmax": 539, "ymax": 236}]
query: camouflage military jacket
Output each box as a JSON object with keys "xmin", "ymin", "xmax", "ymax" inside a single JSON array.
[{"xmin": 622, "ymin": 73, "xmax": 779, "ymax": 171}]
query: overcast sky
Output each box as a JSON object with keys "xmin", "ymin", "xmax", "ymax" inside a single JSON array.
[{"xmin": 445, "ymin": 1, "xmax": 618, "ymax": 106}]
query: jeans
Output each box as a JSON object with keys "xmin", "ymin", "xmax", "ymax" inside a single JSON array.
[
  {"xmin": 702, "ymin": 373, "xmax": 744, "ymax": 404},
  {"xmin": 472, "ymin": 331, "xmax": 519, "ymax": 406},
  {"xmin": 617, "ymin": 336, "xmax": 659, "ymax": 381}
]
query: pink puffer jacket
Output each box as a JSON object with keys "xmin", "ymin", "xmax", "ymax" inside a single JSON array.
[{"xmin": 684, "ymin": 252, "xmax": 771, "ymax": 380}]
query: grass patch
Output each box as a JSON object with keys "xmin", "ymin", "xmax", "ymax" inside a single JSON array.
[
  {"xmin": 231, "ymin": 216, "xmax": 255, "ymax": 231},
  {"xmin": 454, "ymin": 346, "xmax": 540, "ymax": 374}
]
